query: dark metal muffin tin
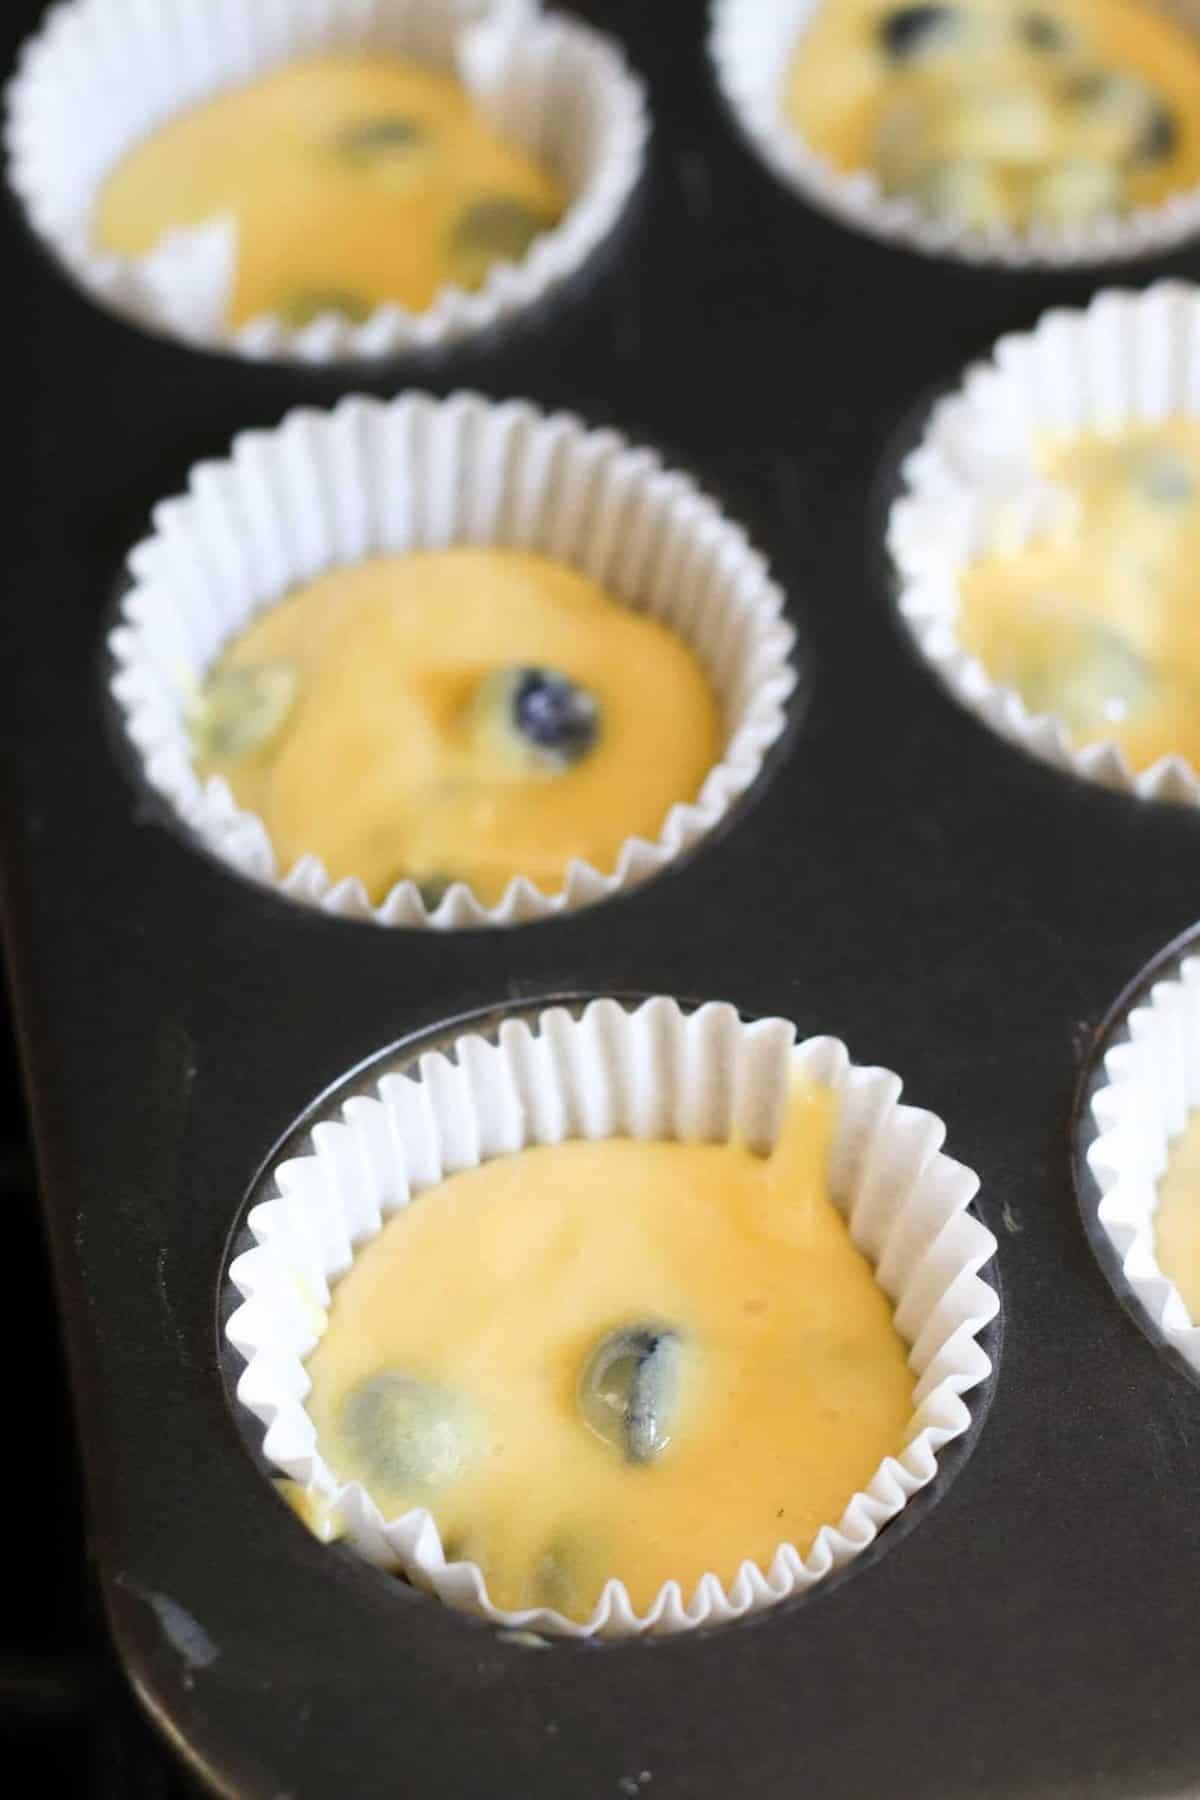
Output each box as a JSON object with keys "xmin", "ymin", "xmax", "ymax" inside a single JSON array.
[{"xmin": 6, "ymin": 0, "xmax": 1200, "ymax": 1792}]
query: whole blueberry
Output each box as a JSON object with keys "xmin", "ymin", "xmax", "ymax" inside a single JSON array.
[
  {"xmin": 578, "ymin": 1324, "xmax": 686, "ymax": 1466},
  {"xmin": 878, "ymin": 5, "xmax": 959, "ymax": 60},
  {"xmin": 1012, "ymin": 617, "xmax": 1153, "ymax": 735},
  {"xmin": 339, "ymin": 115, "xmax": 427, "ymax": 157},
  {"xmin": 510, "ymin": 668, "xmax": 600, "ymax": 763},
  {"xmin": 1135, "ymin": 105, "xmax": 1178, "ymax": 165},
  {"xmin": 1066, "ymin": 69, "xmax": 1139, "ymax": 111},
  {"xmin": 450, "ymin": 197, "xmax": 550, "ymax": 271},
  {"xmin": 340, "ymin": 1372, "xmax": 475, "ymax": 1492},
  {"xmin": 1131, "ymin": 447, "xmax": 1195, "ymax": 506},
  {"xmin": 415, "ymin": 875, "xmax": 453, "ymax": 910},
  {"xmin": 278, "ymin": 286, "xmax": 372, "ymax": 327},
  {"xmin": 1019, "ymin": 12, "xmax": 1073, "ymax": 52}
]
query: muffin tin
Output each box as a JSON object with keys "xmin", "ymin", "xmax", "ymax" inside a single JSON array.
[{"xmin": 7, "ymin": 0, "xmax": 1200, "ymax": 1792}]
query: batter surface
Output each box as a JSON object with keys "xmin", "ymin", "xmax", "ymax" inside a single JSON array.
[
  {"xmin": 190, "ymin": 548, "xmax": 722, "ymax": 906},
  {"xmin": 956, "ymin": 419, "xmax": 1200, "ymax": 771},
  {"xmin": 1155, "ymin": 1110, "xmax": 1200, "ymax": 1320},
  {"xmin": 787, "ymin": 0, "xmax": 1200, "ymax": 230},
  {"xmin": 300, "ymin": 1080, "xmax": 916, "ymax": 1618},
  {"xmin": 95, "ymin": 52, "xmax": 564, "ymax": 325}
]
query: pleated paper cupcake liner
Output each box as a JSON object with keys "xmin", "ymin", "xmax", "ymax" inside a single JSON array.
[
  {"xmin": 1086, "ymin": 950, "xmax": 1200, "ymax": 1378},
  {"xmin": 889, "ymin": 280, "xmax": 1200, "ymax": 804},
  {"xmin": 225, "ymin": 994, "xmax": 999, "ymax": 1639},
  {"xmin": 109, "ymin": 389, "xmax": 797, "ymax": 926},
  {"xmin": 5, "ymin": 0, "xmax": 647, "ymax": 359},
  {"xmin": 710, "ymin": 0, "xmax": 1200, "ymax": 268}
]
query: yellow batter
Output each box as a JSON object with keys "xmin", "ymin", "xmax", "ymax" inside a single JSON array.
[
  {"xmin": 94, "ymin": 52, "xmax": 564, "ymax": 326},
  {"xmin": 297, "ymin": 1080, "xmax": 915, "ymax": 1618},
  {"xmin": 1155, "ymin": 1111, "xmax": 1200, "ymax": 1319},
  {"xmin": 190, "ymin": 548, "xmax": 722, "ymax": 906},
  {"xmin": 956, "ymin": 420, "xmax": 1200, "ymax": 770},
  {"xmin": 787, "ymin": 0, "xmax": 1200, "ymax": 230}
]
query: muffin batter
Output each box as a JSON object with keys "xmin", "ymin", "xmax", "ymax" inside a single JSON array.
[
  {"xmin": 956, "ymin": 419, "xmax": 1200, "ymax": 771},
  {"xmin": 299, "ymin": 1080, "xmax": 916, "ymax": 1618},
  {"xmin": 787, "ymin": 0, "xmax": 1200, "ymax": 230},
  {"xmin": 190, "ymin": 548, "xmax": 722, "ymax": 906},
  {"xmin": 1155, "ymin": 1110, "xmax": 1200, "ymax": 1320},
  {"xmin": 95, "ymin": 52, "xmax": 564, "ymax": 325}
]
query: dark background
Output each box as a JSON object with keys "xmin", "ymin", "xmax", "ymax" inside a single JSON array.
[{"xmin": 0, "ymin": 994, "xmax": 193, "ymax": 1789}]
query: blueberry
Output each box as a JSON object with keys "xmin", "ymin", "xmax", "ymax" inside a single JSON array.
[
  {"xmin": 1065, "ymin": 69, "xmax": 1158, "ymax": 125},
  {"xmin": 532, "ymin": 1542, "xmax": 582, "ymax": 1613},
  {"xmin": 1066, "ymin": 70, "xmax": 1124, "ymax": 108},
  {"xmin": 1018, "ymin": 12, "xmax": 1073, "ymax": 52},
  {"xmin": 278, "ymin": 286, "xmax": 373, "ymax": 327},
  {"xmin": 512, "ymin": 669, "xmax": 599, "ymax": 759},
  {"xmin": 1011, "ymin": 616, "xmax": 1154, "ymax": 734},
  {"xmin": 338, "ymin": 115, "xmax": 428, "ymax": 159},
  {"xmin": 1064, "ymin": 69, "xmax": 1162, "ymax": 165},
  {"xmin": 340, "ymin": 1371, "xmax": 475, "ymax": 1493},
  {"xmin": 336, "ymin": 115, "xmax": 433, "ymax": 191},
  {"xmin": 453, "ymin": 196, "xmax": 549, "ymax": 260},
  {"xmin": 1135, "ymin": 105, "xmax": 1177, "ymax": 166},
  {"xmin": 578, "ymin": 1324, "xmax": 685, "ymax": 1466},
  {"xmin": 910, "ymin": 159, "xmax": 1008, "ymax": 229},
  {"xmin": 1130, "ymin": 447, "xmax": 1195, "ymax": 506},
  {"xmin": 472, "ymin": 667, "xmax": 600, "ymax": 770},
  {"xmin": 415, "ymin": 875, "xmax": 453, "ymax": 910},
  {"xmin": 878, "ymin": 5, "xmax": 960, "ymax": 60},
  {"xmin": 191, "ymin": 661, "xmax": 298, "ymax": 761},
  {"xmin": 1027, "ymin": 161, "xmax": 1123, "ymax": 227},
  {"xmin": 438, "ymin": 1532, "xmax": 479, "ymax": 1565},
  {"xmin": 448, "ymin": 197, "xmax": 553, "ymax": 293}
]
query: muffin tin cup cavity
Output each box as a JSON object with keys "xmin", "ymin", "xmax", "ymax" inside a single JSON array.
[
  {"xmin": 1084, "ymin": 949, "xmax": 1200, "ymax": 1381},
  {"xmin": 109, "ymin": 389, "xmax": 797, "ymax": 928},
  {"xmin": 225, "ymin": 994, "xmax": 999, "ymax": 1640},
  {"xmin": 889, "ymin": 280, "xmax": 1200, "ymax": 805},
  {"xmin": 710, "ymin": 0, "xmax": 1200, "ymax": 268},
  {"xmin": 5, "ymin": 0, "xmax": 647, "ymax": 360}
]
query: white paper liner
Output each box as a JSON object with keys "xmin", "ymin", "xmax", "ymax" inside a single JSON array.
[
  {"xmin": 889, "ymin": 279, "xmax": 1200, "ymax": 804},
  {"xmin": 5, "ymin": 0, "xmax": 647, "ymax": 360},
  {"xmin": 1087, "ymin": 952, "xmax": 1200, "ymax": 1374},
  {"xmin": 225, "ymin": 995, "xmax": 999, "ymax": 1639},
  {"xmin": 710, "ymin": 0, "xmax": 1200, "ymax": 268},
  {"xmin": 109, "ymin": 389, "xmax": 796, "ymax": 928}
]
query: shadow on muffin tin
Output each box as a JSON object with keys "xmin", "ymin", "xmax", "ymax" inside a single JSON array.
[{"xmin": 216, "ymin": 991, "xmax": 1004, "ymax": 1646}]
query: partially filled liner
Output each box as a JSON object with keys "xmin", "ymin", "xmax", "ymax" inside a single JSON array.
[
  {"xmin": 110, "ymin": 389, "xmax": 797, "ymax": 928},
  {"xmin": 711, "ymin": 0, "xmax": 1200, "ymax": 268},
  {"xmin": 5, "ymin": 0, "xmax": 647, "ymax": 359},
  {"xmin": 227, "ymin": 995, "xmax": 999, "ymax": 1639},
  {"xmin": 890, "ymin": 280, "xmax": 1200, "ymax": 804}
]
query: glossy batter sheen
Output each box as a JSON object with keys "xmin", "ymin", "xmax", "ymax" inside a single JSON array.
[
  {"xmin": 956, "ymin": 420, "xmax": 1200, "ymax": 771},
  {"xmin": 94, "ymin": 52, "xmax": 564, "ymax": 325},
  {"xmin": 298, "ymin": 1081, "xmax": 916, "ymax": 1618},
  {"xmin": 787, "ymin": 0, "xmax": 1200, "ymax": 230},
  {"xmin": 191, "ymin": 548, "xmax": 722, "ymax": 905},
  {"xmin": 1155, "ymin": 1112, "xmax": 1200, "ymax": 1320}
]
